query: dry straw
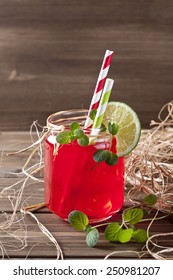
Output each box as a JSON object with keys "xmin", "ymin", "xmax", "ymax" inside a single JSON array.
[{"xmin": 125, "ymin": 101, "xmax": 173, "ymax": 213}]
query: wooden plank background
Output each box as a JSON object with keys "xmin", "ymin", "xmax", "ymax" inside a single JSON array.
[{"xmin": 0, "ymin": 0, "xmax": 173, "ymax": 131}]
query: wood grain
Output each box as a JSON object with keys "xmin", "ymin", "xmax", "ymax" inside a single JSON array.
[
  {"xmin": 0, "ymin": 0, "xmax": 173, "ymax": 130},
  {"xmin": 3, "ymin": 213, "xmax": 173, "ymax": 259}
]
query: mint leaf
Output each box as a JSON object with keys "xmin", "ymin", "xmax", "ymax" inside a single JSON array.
[
  {"xmin": 68, "ymin": 210, "xmax": 89, "ymax": 231},
  {"xmin": 74, "ymin": 128, "xmax": 84, "ymax": 139},
  {"xmin": 118, "ymin": 228, "xmax": 133, "ymax": 243},
  {"xmin": 93, "ymin": 150, "xmax": 111, "ymax": 163},
  {"xmin": 86, "ymin": 228, "xmax": 99, "ymax": 247},
  {"xmin": 123, "ymin": 208, "xmax": 143, "ymax": 225},
  {"xmin": 56, "ymin": 131, "xmax": 71, "ymax": 144},
  {"xmin": 105, "ymin": 152, "xmax": 118, "ymax": 166},
  {"xmin": 108, "ymin": 122, "xmax": 119, "ymax": 135},
  {"xmin": 144, "ymin": 194, "xmax": 157, "ymax": 206},
  {"xmin": 85, "ymin": 225, "xmax": 92, "ymax": 234},
  {"xmin": 77, "ymin": 135, "xmax": 89, "ymax": 146},
  {"xmin": 105, "ymin": 222, "xmax": 122, "ymax": 241},
  {"xmin": 132, "ymin": 229, "xmax": 148, "ymax": 243},
  {"xmin": 90, "ymin": 109, "xmax": 97, "ymax": 121},
  {"xmin": 70, "ymin": 135, "xmax": 76, "ymax": 141},
  {"xmin": 100, "ymin": 123, "xmax": 107, "ymax": 132},
  {"xmin": 70, "ymin": 122, "xmax": 80, "ymax": 132}
]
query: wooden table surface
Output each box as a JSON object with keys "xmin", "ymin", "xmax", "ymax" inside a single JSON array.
[{"xmin": 0, "ymin": 131, "xmax": 172, "ymax": 259}]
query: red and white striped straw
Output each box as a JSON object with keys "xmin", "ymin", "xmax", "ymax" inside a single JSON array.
[{"xmin": 84, "ymin": 50, "xmax": 114, "ymax": 128}]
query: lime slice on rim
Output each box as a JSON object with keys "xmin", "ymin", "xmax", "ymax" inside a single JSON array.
[{"xmin": 103, "ymin": 102, "xmax": 141, "ymax": 157}]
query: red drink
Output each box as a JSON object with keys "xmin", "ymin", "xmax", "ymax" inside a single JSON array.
[{"xmin": 44, "ymin": 132, "xmax": 124, "ymax": 223}]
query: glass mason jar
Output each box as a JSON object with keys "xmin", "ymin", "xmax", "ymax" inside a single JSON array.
[{"xmin": 44, "ymin": 109, "xmax": 124, "ymax": 223}]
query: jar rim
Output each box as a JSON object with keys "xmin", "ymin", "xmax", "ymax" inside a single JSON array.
[
  {"xmin": 46, "ymin": 109, "xmax": 110, "ymax": 139},
  {"xmin": 46, "ymin": 109, "xmax": 88, "ymax": 131}
]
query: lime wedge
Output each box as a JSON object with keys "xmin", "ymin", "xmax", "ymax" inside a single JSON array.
[{"xmin": 103, "ymin": 102, "xmax": 141, "ymax": 157}]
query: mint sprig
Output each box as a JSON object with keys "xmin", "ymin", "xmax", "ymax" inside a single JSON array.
[
  {"xmin": 105, "ymin": 208, "xmax": 147, "ymax": 243},
  {"xmin": 77, "ymin": 135, "xmax": 89, "ymax": 146},
  {"xmin": 108, "ymin": 122, "xmax": 119, "ymax": 135},
  {"xmin": 56, "ymin": 122, "xmax": 89, "ymax": 147},
  {"xmin": 105, "ymin": 152, "xmax": 118, "ymax": 166},
  {"xmin": 123, "ymin": 208, "xmax": 144, "ymax": 225},
  {"xmin": 68, "ymin": 210, "xmax": 88, "ymax": 231},
  {"xmin": 73, "ymin": 128, "xmax": 84, "ymax": 139},
  {"xmin": 68, "ymin": 208, "xmax": 148, "ymax": 247},
  {"xmin": 93, "ymin": 149, "xmax": 118, "ymax": 166},
  {"xmin": 144, "ymin": 194, "xmax": 157, "ymax": 206},
  {"xmin": 70, "ymin": 122, "xmax": 80, "ymax": 131},
  {"xmin": 132, "ymin": 229, "xmax": 148, "ymax": 243},
  {"xmin": 93, "ymin": 121, "xmax": 119, "ymax": 166},
  {"xmin": 100, "ymin": 123, "xmax": 107, "ymax": 132},
  {"xmin": 56, "ymin": 120, "xmax": 119, "ymax": 166},
  {"xmin": 56, "ymin": 131, "xmax": 71, "ymax": 144},
  {"xmin": 104, "ymin": 222, "xmax": 122, "ymax": 241},
  {"xmin": 68, "ymin": 210, "xmax": 99, "ymax": 247},
  {"xmin": 86, "ymin": 228, "xmax": 99, "ymax": 247},
  {"xmin": 93, "ymin": 150, "xmax": 110, "ymax": 162},
  {"xmin": 90, "ymin": 109, "xmax": 97, "ymax": 121}
]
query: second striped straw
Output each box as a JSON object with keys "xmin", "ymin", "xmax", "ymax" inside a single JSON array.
[{"xmin": 91, "ymin": 78, "xmax": 114, "ymax": 136}]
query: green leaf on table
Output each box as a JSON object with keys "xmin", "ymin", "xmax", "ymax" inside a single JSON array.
[
  {"xmin": 118, "ymin": 228, "xmax": 134, "ymax": 243},
  {"xmin": 108, "ymin": 122, "xmax": 119, "ymax": 135},
  {"xmin": 86, "ymin": 228, "xmax": 99, "ymax": 247},
  {"xmin": 90, "ymin": 109, "xmax": 97, "ymax": 121},
  {"xmin": 105, "ymin": 152, "xmax": 118, "ymax": 166},
  {"xmin": 105, "ymin": 222, "xmax": 122, "ymax": 241},
  {"xmin": 144, "ymin": 194, "xmax": 157, "ymax": 206},
  {"xmin": 77, "ymin": 135, "xmax": 89, "ymax": 146},
  {"xmin": 85, "ymin": 225, "xmax": 92, "ymax": 234},
  {"xmin": 123, "ymin": 208, "xmax": 144, "ymax": 225},
  {"xmin": 93, "ymin": 149, "xmax": 111, "ymax": 163},
  {"xmin": 56, "ymin": 131, "xmax": 71, "ymax": 144},
  {"xmin": 68, "ymin": 210, "xmax": 89, "ymax": 231},
  {"xmin": 73, "ymin": 128, "xmax": 84, "ymax": 139},
  {"xmin": 70, "ymin": 122, "xmax": 80, "ymax": 132},
  {"xmin": 132, "ymin": 229, "xmax": 148, "ymax": 243}
]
